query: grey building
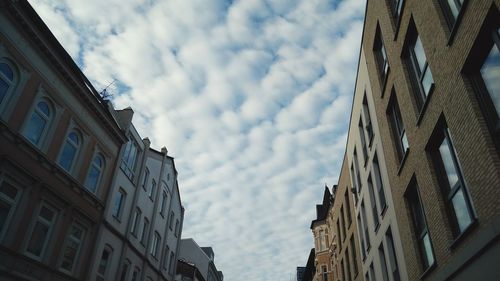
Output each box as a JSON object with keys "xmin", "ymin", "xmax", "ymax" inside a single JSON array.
[{"xmin": 177, "ymin": 239, "xmax": 223, "ymax": 281}]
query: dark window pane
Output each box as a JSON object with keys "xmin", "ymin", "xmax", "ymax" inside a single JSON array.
[
  {"xmin": 37, "ymin": 102, "xmax": 50, "ymax": 117},
  {"xmin": 414, "ymin": 37, "xmax": 426, "ymax": 73},
  {"xmin": 0, "ymin": 63, "xmax": 14, "ymax": 80},
  {"xmin": 422, "ymin": 233, "xmax": 434, "ymax": 267},
  {"xmin": 39, "ymin": 206, "xmax": 55, "ymax": 222},
  {"xmin": 422, "ymin": 66, "xmax": 434, "ymax": 96},
  {"xmin": 85, "ymin": 166, "xmax": 101, "ymax": 193},
  {"xmin": 480, "ymin": 44, "xmax": 500, "ymax": 115},
  {"xmin": 451, "ymin": 188, "xmax": 473, "ymax": 232},
  {"xmin": 25, "ymin": 112, "xmax": 47, "ymax": 144},
  {"xmin": 0, "ymin": 181, "xmax": 18, "ymax": 200},
  {"xmin": 0, "ymin": 201, "xmax": 11, "ymax": 233},
  {"xmin": 27, "ymin": 222, "xmax": 49, "ymax": 256},
  {"xmin": 0, "ymin": 79, "xmax": 8, "ymax": 104},
  {"xmin": 439, "ymin": 137, "xmax": 460, "ymax": 189},
  {"xmin": 59, "ymin": 141, "xmax": 77, "ymax": 171},
  {"xmin": 446, "ymin": 0, "xmax": 461, "ymax": 19}
]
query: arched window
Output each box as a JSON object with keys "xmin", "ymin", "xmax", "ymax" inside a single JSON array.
[
  {"xmin": 0, "ymin": 61, "xmax": 15, "ymax": 106},
  {"xmin": 24, "ymin": 100, "xmax": 52, "ymax": 145},
  {"xmin": 85, "ymin": 153, "xmax": 105, "ymax": 193},
  {"xmin": 59, "ymin": 130, "xmax": 81, "ymax": 172}
]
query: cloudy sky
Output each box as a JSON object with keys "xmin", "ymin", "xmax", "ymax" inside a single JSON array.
[{"xmin": 29, "ymin": 0, "xmax": 365, "ymax": 279}]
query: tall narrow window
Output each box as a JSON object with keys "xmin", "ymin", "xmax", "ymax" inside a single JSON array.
[
  {"xmin": 388, "ymin": 93, "xmax": 409, "ymax": 160},
  {"xmin": 346, "ymin": 247, "xmax": 352, "ymax": 281},
  {"xmin": 357, "ymin": 215, "xmax": 365, "ymax": 259},
  {"xmin": 59, "ymin": 131, "xmax": 81, "ymax": 172},
  {"xmin": 389, "ymin": 0, "xmax": 405, "ymax": 19},
  {"xmin": 374, "ymin": 25, "xmax": 389, "ymax": 84},
  {"xmin": 130, "ymin": 208, "xmax": 141, "ymax": 236},
  {"xmin": 322, "ymin": 265, "xmax": 328, "ymax": 281},
  {"xmin": 142, "ymin": 168, "xmax": 150, "ymax": 191},
  {"xmin": 359, "ymin": 118, "xmax": 369, "ymax": 163},
  {"xmin": 406, "ymin": 179, "xmax": 435, "ymax": 270},
  {"xmin": 175, "ymin": 220, "xmax": 180, "ymax": 237},
  {"xmin": 406, "ymin": 26, "xmax": 434, "ymax": 111},
  {"xmin": 439, "ymin": 0, "xmax": 464, "ymax": 29},
  {"xmin": 119, "ymin": 261, "xmax": 129, "ymax": 281},
  {"xmin": 373, "ymin": 154, "xmax": 387, "ymax": 212},
  {"xmin": 85, "ymin": 154, "xmax": 105, "ymax": 193},
  {"xmin": 121, "ymin": 139, "xmax": 139, "ymax": 179},
  {"xmin": 131, "ymin": 267, "xmax": 140, "ymax": 281},
  {"xmin": 339, "ymin": 207, "xmax": 345, "ymax": 243},
  {"xmin": 160, "ymin": 191, "xmax": 167, "ymax": 216},
  {"xmin": 319, "ymin": 229, "xmax": 326, "ymax": 251},
  {"xmin": 151, "ymin": 232, "xmax": 160, "ymax": 258},
  {"xmin": 368, "ymin": 176, "xmax": 379, "ymax": 230},
  {"xmin": 149, "ymin": 179, "xmax": 156, "ymax": 200},
  {"xmin": 169, "ymin": 252, "xmax": 175, "ymax": 274},
  {"xmin": 350, "ymin": 236, "xmax": 358, "ymax": 276},
  {"xmin": 350, "ymin": 164, "xmax": 359, "ymax": 203},
  {"xmin": 24, "ymin": 100, "xmax": 52, "ymax": 146},
  {"xmin": 341, "ymin": 259, "xmax": 346, "ymax": 281},
  {"xmin": 344, "ymin": 191, "xmax": 352, "ymax": 226},
  {"xmin": 96, "ymin": 246, "xmax": 112, "ymax": 281},
  {"xmin": 362, "ymin": 95, "xmax": 374, "ymax": 143},
  {"xmin": 379, "ymin": 244, "xmax": 390, "ymax": 281},
  {"xmin": 60, "ymin": 224, "xmax": 86, "ymax": 273},
  {"xmin": 112, "ymin": 189, "xmax": 126, "ymax": 219},
  {"xmin": 0, "ymin": 61, "xmax": 16, "ymax": 108},
  {"xmin": 361, "ymin": 201, "xmax": 370, "ymax": 251},
  {"xmin": 431, "ymin": 127, "xmax": 474, "ymax": 236},
  {"xmin": 0, "ymin": 179, "xmax": 21, "ymax": 239},
  {"xmin": 140, "ymin": 218, "xmax": 149, "ymax": 245},
  {"xmin": 369, "ymin": 263, "xmax": 376, "ymax": 281},
  {"xmin": 163, "ymin": 246, "xmax": 170, "ymax": 270},
  {"xmin": 169, "ymin": 211, "xmax": 174, "ymax": 229},
  {"xmin": 26, "ymin": 203, "xmax": 57, "ymax": 259},
  {"xmin": 337, "ymin": 219, "xmax": 342, "ymax": 250},
  {"xmin": 386, "ymin": 228, "xmax": 401, "ymax": 281}
]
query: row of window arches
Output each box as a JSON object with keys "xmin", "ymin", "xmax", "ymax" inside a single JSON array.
[{"xmin": 1, "ymin": 56, "xmax": 106, "ymax": 195}]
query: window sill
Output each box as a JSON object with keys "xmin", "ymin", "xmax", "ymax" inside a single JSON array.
[
  {"xmin": 397, "ymin": 148, "xmax": 410, "ymax": 176},
  {"xmin": 419, "ymin": 262, "xmax": 437, "ymax": 280},
  {"xmin": 450, "ymin": 219, "xmax": 478, "ymax": 250},
  {"xmin": 416, "ymin": 84, "xmax": 435, "ymax": 127}
]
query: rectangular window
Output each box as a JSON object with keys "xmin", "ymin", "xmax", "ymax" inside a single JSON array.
[
  {"xmin": 96, "ymin": 247, "xmax": 112, "ymax": 281},
  {"xmin": 368, "ymin": 176, "xmax": 379, "ymax": 230},
  {"xmin": 359, "ymin": 118, "xmax": 369, "ymax": 163},
  {"xmin": 131, "ymin": 267, "xmax": 140, "ymax": 281},
  {"xmin": 439, "ymin": 0, "xmax": 465, "ymax": 29},
  {"xmin": 344, "ymin": 191, "xmax": 352, "ymax": 226},
  {"xmin": 369, "ymin": 263, "xmax": 376, "ymax": 281},
  {"xmin": 346, "ymin": 247, "xmax": 352, "ymax": 281},
  {"xmin": 130, "ymin": 208, "xmax": 141, "ymax": 236},
  {"xmin": 319, "ymin": 229, "xmax": 326, "ymax": 251},
  {"xmin": 361, "ymin": 201, "xmax": 370, "ymax": 251},
  {"xmin": 405, "ymin": 27, "xmax": 434, "ymax": 111},
  {"xmin": 150, "ymin": 179, "xmax": 156, "ymax": 200},
  {"xmin": 340, "ymin": 207, "xmax": 345, "ymax": 243},
  {"xmin": 140, "ymin": 218, "xmax": 149, "ymax": 245},
  {"xmin": 388, "ymin": 92, "xmax": 409, "ymax": 160},
  {"xmin": 0, "ymin": 178, "xmax": 21, "ymax": 239},
  {"xmin": 379, "ymin": 244, "xmax": 390, "ymax": 281},
  {"xmin": 389, "ymin": 0, "xmax": 405, "ymax": 19},
  {"xmin": 386, "ymin": 228, "xmax": 401, "ymax": 281},
  {"xmin": 160, "ymin": 191, "xmax": 167, "ymax": 216},
  {"xmin": 431, "ymin": 127, "xmax": 474, "ymax": 237},
  {"xmin": 163, "ymin": 246, "xmax": 170, "ymax": 270},
  {"xmin": 341, "ymin": 259, "xmax": 346, "ymax": 281},
  {"xmin": 362, "ymin": 95, "xmax": 374, "ymax": 143},
  {"xmin": 142, "ymin": 168, "xmax": 149, "ymax": 191},
  {"xmin": 169, "ymin": 211, "xmax": 174, "ymax": 229},
  {"xmin": 374, "ymin": 25, "xmax": 389, "ymax": 84},
  {"xmin": 112, "ymin": 189, "xmax": 126, "ymax": 219},
  {"xmin": 151, "ymin": 232, "xmax": 160, "ymax": 258},
  {"xmin": 337, "ymin": 219, "xmax": 342, "ymax": 250},
  {"xmin": 26, "ymin": 203, "xmax": 57, "ymax": 259},
  {"xmin": 357, "ymin": 215, "xmax": 365, "ymax": 260},
  {"xmin": 322, "ymin": 265, "xmax": 328, "ymax": 281},
  {"xmin": 169, "ymin": 252, "xmax": 175, "ymax": 274},
  {"xmin": 60, "ymin": 224, "xmax": 86, "ymax": 273},
  {"xmin": 350, "ymin": 164, "xmax": 358, "ymax": 203},
  {"xmin": 350, "ymin": 236, "xmax": 358, "ymax": 276},
  {"xmin": 373, "ymin": 154, "xmax": 387, "ymax": 212},
  {"xmin": 175, "ymin": 219, "xmax": 180, "ymax": 237},
  {"xmin": 121, "ymin": 139, "xmax": 139, "ymax": 180},
  {"xmin": 406, "ymin": 179, "xmax": 435, "ymax": 270},
  {"xmin": 353, "ymin": 150, "xmax": 362, "ymax": 193}
]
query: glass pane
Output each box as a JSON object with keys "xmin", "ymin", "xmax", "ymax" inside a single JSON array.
[
  {"xmin": 480, "ymin": 44, "xmax": 500, "ymax": 116},
  {"xmin": 413, "ymin": 37, "xmax": 427, "ymax": 73},
  {"xmin": 0, "ymin": 201, "xmax": 11, "ymax": 233},
  {"xmin": 422, "ymin": 66, "xmax": 434, "ymax": 96},
  {"xmin": 446, "ymin": 0, "xmax": 460, "ymax": 19},
  {"xmin": 0, "ymin": 79, "xmax": 8, "ymax": 104},
  {"xmin": 113, "ymin": 193, "xmax": 123, "ymax": 217},
  {"xmin": 451, "ymin": 188, "xmax": 473, "ymax": 232},
  {"xmin": 0, "ymin": 63, "xmax": 14, "ymax": 80},
  {"xmin": 438, "ymin": 136, "xmax": 460, "ymax": 189},
  {"xmin": 68, "ymin": 132, "xmax": 79, "ymax": 144},
  {"xmin": 71, "ymin": 225, "xmax": 83, "ymax": 240},
  {"xmin": 25, "ymin": 112, "xmax": 47, "ymax": 144},
  {"xmin": 61, "ymin": 239, "xmax": 78, "ymax": 271},
  {"xmin": 401, "ymin": 131, "xmax": 409, "ymax": 152},
  {"xmin": 98, "ymin": 250, "xmax": 109, "ymax": 274},
  {"xmin": 0, "ymin": 181, "xmax": 18, "ymax": 200},
  {"xmin": 39, "ymin": 206, "xmax": 55, "ymax": 222},
  {"xmin": 85, "ymin": 167, "xmax": 101, "ymax": 193},
  {"xmin": 94, "ymin": 155, "xmax": 103, "ymax": 167},
  {"xmin": 59, "ymin": 142, "xmax": 77, "ymax": 171},
  {"xmin": 27, "ymin": 221, "xmax": 49, "ymax": 256},
  {"xmin": 37, "ymin": 102, "xmax": 50, "ymax": 117},
  {"xmin": 422, "ymin": 233, "xmax": 434, "ymax": 268}
]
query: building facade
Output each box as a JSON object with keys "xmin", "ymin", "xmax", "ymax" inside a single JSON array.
[
  {"xmin": 310, "ymin": 187, "xmax": 333, "ymax": 281},
  {"xmin": 177, "ymin": 239, "xmax": 223, "ymax": 281}
]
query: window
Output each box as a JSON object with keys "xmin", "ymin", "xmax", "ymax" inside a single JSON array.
[
  {"xmin": 112, "ymin": 189, "xmax": 126, "ymax": 219},
  {"xmin": 344, "ymin": 191, "xmax": 352, "ymax": 226},
  {"xmin": 169, "ymin": 211, "xmax": 174, "ymax": 229},
  {"xmin": 26, "ymin": 203, "xmax": 58, "ymax": 259},
  {"xmin": 340, "ymin": 259, "xmax": 345, "ymax": 281},
  {"xmin": 160, "ymin": 191, "xmax": 167, "ymax": 216},
  {"xmin": 119, "ymin": 261, "xmax": 130, "ymax": 281},
  {"xmin": 169, "ymin": 252, "xmax": 175, "ymax": 274},
  {"xmin": 319, "ymin": 229, "xmax": 326, "ymax": 251},
  {"xmin": 322, "ymin": 265, "xmax": 328, "ymax": 281},
  {"xmin": 350, "ymin": 236, "xmax": 358, "ymax": 276},
  {"xmin": 368, "ymin": 176, "xmax": 379, "ymax": 230},
  {"xmin": 357, "ymin": 215, "xmax": 365, "ymax": 259},
  {"xmin": 405, "ymin": 27, "xmax": 434, "ymax": 111},
  {"xmin": 60, "ymin": 224, "xmax": 86, "ymax": 273},
  {"xmin": 163, "ymin": 246, "xmax": 170, "ymax": 270},
  {"xmin": 24, "ymin": 100, "xmax": 52, "ymax": 146},
  {"xmin": 430, "ymin": 127, "xmax": 474, "ymax": 237},
  {"xmin": 379, "ymin": 244, "xmax": 390, "ymax": 281},
  {"xmin": 406, "ymin": 179, "xmax": 435, "ymax": 270},
  {"xmin": 121, "ymin": 138, "xmax": 139, "ymax": 179},
  {"xmin": 140, "ymin": 218, "xmax": 149, "ymax": 245},
  {"xmin": 439, "ymin": 0, "xmax": 465, "ymax": 29},
  {"xmin": 373, "ymin": 154, "xmax": 387, "ymax": 213},
  {"xmin": 337, "ymin": 219, "xmax": 342, "ymax": 250},
  {"xmin": 389, "ymin": 0, "xmax": 405, "ymax": 19},
  {"xmin": 346, "ymin": 247, "xmax": 352, "ymax": 281},
  {"xmin": 0, "ymin": 178, "xmax": 21, "ymax": 239},
  {"xmin": 339, "ymin": 207, "xmax": 345, "ymax": 243},
  {"xmin": 388, "ymin": 93, "xmax": 409, "ymax": 160},
  {"xmin": 58, "ymin": 131, "xmax": 81, "ymax": 173},
  {"xmin": 96, "ymin": 246, "xmax": 112, "ymax": 281},
  {"xmin": 175, "ymin": 219, "xmax": 180, "ymax": 237},
  {"xmin": 386, "ymin": 228, "xmax": 401, "ymax": 281},
  {"xmin": 362, "ymin": 95, "xmax": 374, "ymax": 143},
  {"xmin": 369, "ymin": 263, "xmax": 376, "ymax": 281},
  {"xmin": 151, "ymin": 231, "xmax": 160, "ymax": 258},
  {"xmin": 131, "ymin": 267, "xmax": 140, "ymax": 281},
  {"xmin": 150, "ymin": 179, "xmax": 156, "ymax": 200},
  {"xmin": 142, "ymin": 168, "xmax": 149, "ymax": 191},
  {"xmin": 374, "ymin": 25, "xmax": 389, "ymax": 85},
  {"xmin": 0, "ymin": 60, "xmax": 17, "ymax": 110},
  {"xmin": 359, "ymin": 119, "xmax": 369, "ymax": 163},
  {"xmin": 131, "ymin": 208, "xmax": 141, "ymax": 236},
  {"xmin": 361, "ymin": 201, "xmax": 370, "ymax": 251},
  {"xmin": 85, "ymin": 154, "xmax": 105, "ymax": 193}
]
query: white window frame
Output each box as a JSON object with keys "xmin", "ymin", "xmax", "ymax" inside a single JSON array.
[
  {"xmin": 0, "ymin": 48, "xmax": 30, "ymax": 120},
  {"xmin": 57, "ymin": 128, "xmax": 84, "ymax": 175},
  {"xmin": 130, "ymin": 208, "xmax": 141, "ymax": 236},
  {"xmin": 84, "ymin": 152, "xmax": 105, "ymax": 194},
  {"xmin": 0, "ymin": 176, "xmax": 22, "ymax": 241},
  {"xmin": 96, "ymin": 245, "xmax": 113, "ymax": 281},
  {"xmin": 24, "ymin": 202, "xmax": 58, "ymax": 261},
  {"xmin": 59, "ymin": 223, "xmax": 86, "ymax": 274}
]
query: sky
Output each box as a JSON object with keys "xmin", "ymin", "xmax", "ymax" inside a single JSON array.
[{"xmin": 28, "ymin": 0, "xmax": 365, "ymax": 280}]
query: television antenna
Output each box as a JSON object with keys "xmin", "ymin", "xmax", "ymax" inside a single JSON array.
[{"xmin": 99, "ymin": 79, "xmax": 117, "ymax": 99}]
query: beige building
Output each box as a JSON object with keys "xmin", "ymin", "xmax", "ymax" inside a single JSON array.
[
  {"xmin": 0, "ymin": 1, "xmax": 126, "ymax": 280},
  {"xmin": 310, "ymin": 187, "xmax": 333, "ymax": 281}
]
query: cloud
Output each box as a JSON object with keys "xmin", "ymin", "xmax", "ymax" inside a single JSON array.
[{"xmin": 28, "ymin": 0, "xmax": 365, "ymax": 280}]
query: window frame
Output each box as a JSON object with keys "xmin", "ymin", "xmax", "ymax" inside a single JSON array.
[
  {"xmin": 23, "ymin": 98, "xmax": 54, "ymax": 148},
  {"xmin": 112, "ymin": 189, "xmax": 126, "ymax": 220},
  {"xmin": 374, "ymin": 25, "xmax": 390, "ymax": 90},
  {"xmin": 130, "ymin": 208, "xmax": 141, "ymax": 237},
  {"xmin": 140, "ymin": 218, "xmax": 149, "ymax": 245},
  {"xmin": 58, "ymin": 129, "xmax": 83, "ymax": 174},
  {"xmin": 0, "ymin": 176, "xmax": 22, "ymax": 241},
  {"xmin": 84, "ymin": 153, "xmax": 105, "ymax": 194},
  {"xmin": 96, "ymin": 245, "xmax": 113, "ymax": 281},
  {"xmin": 387, "ymin": 92, "xmax": 409, "ymax": 162},
  {"xmin": 59, "ymin": 223, "xmax": 86, "ymax": 274},
  {"xmin": 25, "ymin": 202, "xmax": 58, "ymax": 261}
]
